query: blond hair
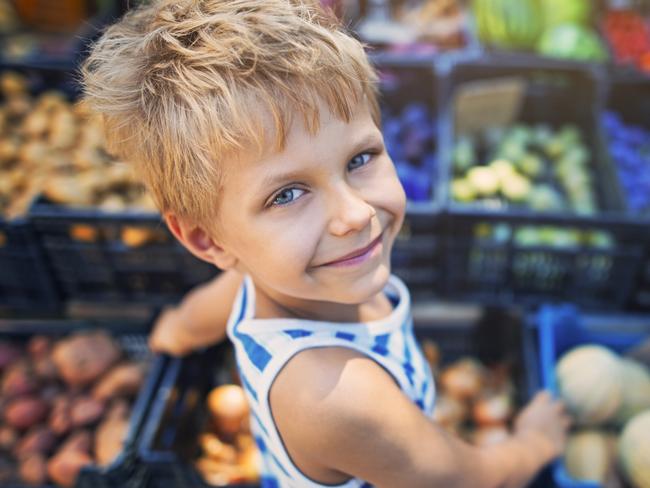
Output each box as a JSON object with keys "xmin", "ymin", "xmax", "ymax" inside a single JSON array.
[{"xmin": 81, "ymin": 0, "xmax": 379, "ymax": 227}]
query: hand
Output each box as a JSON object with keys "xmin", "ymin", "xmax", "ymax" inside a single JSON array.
[
  {"xmin": 514, "ymin": 391, "xmax": 571, "ymax": 461},
  {"xmin": 513, "ymin": 391, "xmax": 571, "ymax": 463},
  {"xmin": 148, "ymin": 306, "xmax": 194, "ymax": 356}
]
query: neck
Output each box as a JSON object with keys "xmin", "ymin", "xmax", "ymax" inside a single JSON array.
[{"xmin": 253, "ymin": 282, "xmax": 391, "ymax": 323}]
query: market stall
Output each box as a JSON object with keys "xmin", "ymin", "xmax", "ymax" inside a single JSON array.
[{"xmin": 0, "ymin": 0, "xmax": 649, "ymax": 487}]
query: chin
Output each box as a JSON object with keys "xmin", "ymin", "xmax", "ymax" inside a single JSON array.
[{"xmin": 336, "ymin": 263, "xmax": 391, "ymax": 304}]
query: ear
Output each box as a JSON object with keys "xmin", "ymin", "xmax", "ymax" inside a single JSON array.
[{"xmin": 164, "ymin": 213, "xmax": 238, "ymax": 270}]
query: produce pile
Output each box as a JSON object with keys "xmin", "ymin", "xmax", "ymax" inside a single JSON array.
[
  {"xmin": 451, "ymin": 123, "xmax": 597, "ymax": 215},
  {"xmin": 394, "ymin": 0, "xmax": 467, "ymax": 50},
  {"xmin": 0, "ymin": 71, "xmax": 156, "ymax": 220},
  {"xmin": 473, "ymin": 0, "xmax": 608, "ymax": 62},
  {"xmin": 0, "ymin": 331, "xmax": 148, "ymax": 487},
  {"xmin": 603, "ymin": 10, "xmax": 650, "ymax": 73},
  {"xmin": 554, "ymin": 341, "xmax": 650, "ymax": 487},
  {"xmin": 194, "ymin": 385, "xmax": 260, "ymax": 486},
  {"xmin": 603, "ymin": 112, "xmax": 650, "ymax": 215},
  {"xmin": 382, "ymin": 102, "xmax": 437, "ymax": 202},
  {"xmin": 421, "ymin": 340, "xmax": 518, "ymax": 446}
]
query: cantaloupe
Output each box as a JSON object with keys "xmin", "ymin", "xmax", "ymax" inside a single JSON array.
[
  {"xmin": 564, "ymin": 430, "xmax": 613, "ymax": 483},
  {"xmin": 616, "ymin": 359, "xmax": 650, "ymax": 425},
  {"xmin": 556, "ymin": 345, "xmax": 623, "ymax": 425},
  {"xmin": 618, "ymin": 410, "xmax": 650, "ymax": 488}
]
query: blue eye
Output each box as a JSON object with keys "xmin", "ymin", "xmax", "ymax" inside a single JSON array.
[
  {"xmin": 272, "ymin": 187, "xmax": 305, "ymax": 206},
  {"xmin": 348, "ymin": 153, "xmax": 372, "ymax": 171}
]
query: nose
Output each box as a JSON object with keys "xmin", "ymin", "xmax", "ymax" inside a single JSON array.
[{"xmin": 327, "ymin": 183, "xmax": 376, "ymax": 237}]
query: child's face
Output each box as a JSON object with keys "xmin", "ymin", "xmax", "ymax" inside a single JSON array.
[{"xmin": 214, "ymin": 99, "xmax": 406, "ymax": 307}]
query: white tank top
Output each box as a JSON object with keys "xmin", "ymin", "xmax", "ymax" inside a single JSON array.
[{"xmin": 226, "ymin": 274, "xmax": 435, "ymax": 488}]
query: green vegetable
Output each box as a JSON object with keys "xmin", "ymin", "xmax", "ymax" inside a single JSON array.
[
  {"xmin": 542, "ymin": 0, "xmax": 592, "ymax": 28},
  {"xmin": 537, "ymin": 23, "xmax": 608, "ymax": 62}
]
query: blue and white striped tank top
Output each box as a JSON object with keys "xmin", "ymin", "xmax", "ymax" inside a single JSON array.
[{"xmin": 226, "ymin": 274, "xmax": 435, "ymax": 488}]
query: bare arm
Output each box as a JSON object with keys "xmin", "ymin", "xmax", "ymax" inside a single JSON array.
[
  {"xmin": 271, "ymin": 348, "xmax": 569, "ymax": 488},
  {"xmin": 148, "ymin": 268, "xmax": 243, "ymax": 355}
]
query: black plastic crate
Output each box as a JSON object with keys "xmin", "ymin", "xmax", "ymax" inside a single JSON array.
[
  {"xmin": 440, "ymin": 57, "xmax": 643, "ymax": 309},
  {"xmin": 0, "ymin": 317, "xmax": 167, "ymax": 488},
  {"xmin": 372, "ymin": 54, "xmax": 444, "ymax": 299},
  {"xmin": 30, "ymin": 204, "xmax": 219, "ymax": 305},
  {"xmin": 0, "ymin": 217, "xmax": 61, "ymax": 313},
  {"xmin": 138, "ymin": 307, "xmax": 541, "ymax": 488},
  {"xmin": 391, "ymin": 208, "xmax": 443, "ymax": 299}
]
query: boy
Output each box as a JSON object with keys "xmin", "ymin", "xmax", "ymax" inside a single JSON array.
[{"xmin": 83, "ymin": 1, "xmax": 569, "ymax": 486}]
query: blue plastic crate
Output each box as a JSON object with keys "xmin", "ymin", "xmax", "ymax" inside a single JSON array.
[{"xmin": 537, "ymin": 304, "xmax": 650, "ymax": 488}]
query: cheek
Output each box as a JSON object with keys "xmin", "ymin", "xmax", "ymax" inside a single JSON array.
[
  {"xmin": 239, "ymin": 208, "xmax": 324, "ymax": 273},
  {"xmin": 371, "ymin": 160, "xmax": 407, "ymax": 220}
]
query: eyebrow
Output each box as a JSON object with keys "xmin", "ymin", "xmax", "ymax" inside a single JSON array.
[{"xmin": 258, "ymin": 131, "xmax": 384, "ymax": 193}]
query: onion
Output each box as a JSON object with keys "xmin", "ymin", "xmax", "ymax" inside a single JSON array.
[
  {"xmin": 439, "ymin": 358, "xmax": 484, "ymax": 400},
  {"xmin": 207, "ymin": 385, "xmax": 249, "ymax": 437},
  {"xmin": 472, "ymin": 392, "xmax": 513, "ymax": 426}
]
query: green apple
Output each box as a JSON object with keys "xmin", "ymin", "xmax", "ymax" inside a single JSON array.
[
  {"xmin": 517, "ymin": 153, "xmax": 544, "ymax": 178},
  {"xmin": 527, "ymin": 184, "xmax": 566, "ymax": 211}
]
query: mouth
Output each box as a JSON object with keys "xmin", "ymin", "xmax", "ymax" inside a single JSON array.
[{"xmin": 318, "ymin": 232, "xmax": 384, "ymax": 267}]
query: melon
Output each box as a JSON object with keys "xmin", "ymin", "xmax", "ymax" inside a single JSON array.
[
  {"xmin": 564, "ymin": 430, "xmax": 612, "ymax": 483},
  {"xmin": 616, "ymin": 359, "xmax": 650, "ymax": 425},
  {"xmin": 555, "ymin": 345, "xmax": 623, "ymax": 425},
  {"xmin": 618, "ymin": 410, "xmax": 650, "ymax": 488}
]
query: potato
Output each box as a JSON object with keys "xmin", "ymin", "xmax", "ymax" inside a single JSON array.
[
  {"xmin": 60, "ymin": 430, "xmax": 92, "ymax": 454},
  {"xmin": 19, "ymin": 453, "xmax": 48, "ymax": 486},
  {"xmin": 26, "ymin": 336, "xmax": 51, "ymax": 360},
  {"xmin": 52, "ymin": 331, "xmax": 121, "ymax": 387},
  {"xmin": 47, "ymin": 447, "xmax": 93, "ymax": 488},
  {"xmin": 21, "ymin": 110, "xmax": 49, "ymax": 138},
  {"xmin": 4, "ymin": 396, "xmax": 48, "ymax": 430},
  {"xmin": 0, "ymin": 72, "xmax": 26, "ymax": 96},
  {"xmin": 92, "ymin": 362, "xmax": 145, "ymax": 400},
  {"xmin": 95, "ymin": 416, "xmax": 129, "ymax": 466},
  {"xmin": 106, "ymin": 399, "xmax": 130, "ymax": 420},
  {"xmin": 2, "ymin": 361, "xmax": 38, "ymax": 398},
  {"xmin": 0, "ymin": 341, "xmax": 21, "ymax": 370},
  {"xmin": 69, "ymin": 224, "xmax": 99, "ymax": 243},
  {"xmin": 121, "ymin": 227, "xmax": 153, "ymax": 247},
  {"xmin": 71, "ymin": 396, "xmax": 105, "ymax": 428},
  {"xmin": 14, "ymin": 426, "xmax": 57, "ymax": 459},
  {"xmin": 34, "ymin": 357, "xmax": 58, "ymax": 382}
]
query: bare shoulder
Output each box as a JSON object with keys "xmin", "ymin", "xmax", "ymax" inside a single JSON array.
[{"xmin": 269, "ymin": 347, "xmax": 418, "ymax": 484}]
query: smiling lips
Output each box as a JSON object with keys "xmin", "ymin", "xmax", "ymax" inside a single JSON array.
[{"xmin": 319, "ymin": 232, "xmax": 383, "ymax": 267}]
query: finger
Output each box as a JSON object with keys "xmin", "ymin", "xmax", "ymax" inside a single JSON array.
[{"xmin": 535, "ymin": 390, "xmax": 552, "ymax": 403}]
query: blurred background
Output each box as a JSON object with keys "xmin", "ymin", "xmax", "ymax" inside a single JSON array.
[{"xmin": 0, "ymin": 2, "xmax": 649, "ymax": 488}]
